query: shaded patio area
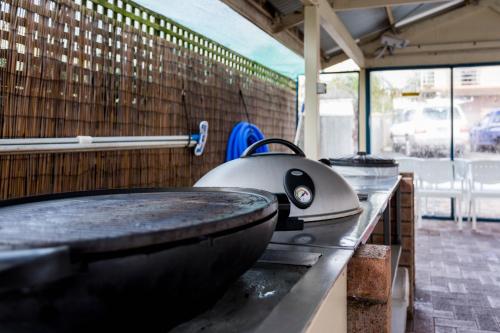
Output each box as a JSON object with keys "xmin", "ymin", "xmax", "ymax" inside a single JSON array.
[{"xmin": 407, "ymin": 219, "xmax": 500, "ymax": 333}]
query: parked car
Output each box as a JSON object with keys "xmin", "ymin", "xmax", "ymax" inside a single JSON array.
[
  {"xmin": 470, "ymin": 110, "xmax": 500, "ymax": 152},
  {"xmin": 390, "ymin": 105, "xmax": 469, "ymax": 157}
]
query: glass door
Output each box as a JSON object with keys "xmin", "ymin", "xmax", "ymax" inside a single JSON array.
[
  {"xmin": 370, "ymin": 68, "xmax": 452, "ymax": 218},
  {"xmin": 453, "ymin": 66, "xmax": 500, "ymax": 220},
  {"xmin": 370, "ymin": 65, "xmax": 500, "ymax": 221}
]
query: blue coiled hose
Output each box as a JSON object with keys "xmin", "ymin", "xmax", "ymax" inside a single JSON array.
[{"xmin": 226, "ymin": 122, "xmax": 268, "ymax": 161}]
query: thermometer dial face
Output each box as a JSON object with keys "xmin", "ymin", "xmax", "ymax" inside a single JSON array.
[{"xmin": 294, "ymin": 186, "xmax": 312, "ymax": 205}]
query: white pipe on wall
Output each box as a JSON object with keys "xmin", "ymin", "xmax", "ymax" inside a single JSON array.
[
  {"xmin": 0, "ymin": 136, "xmax": 194, "ymax": 145},
  {"xmin": 0, "ymin": 136, "xmax": 197, "ymax": 155},
  {"xmin": 0, "ymin": 121, "xmax": 209, "ymax": 156}
]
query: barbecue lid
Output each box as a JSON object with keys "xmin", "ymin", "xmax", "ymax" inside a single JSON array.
[
  {"xmin": 0, "ymin": 188, "xmax": 277, "ymax": 255},
  {"xmin": 329, "ymin": 152, "xmax": 398, "ymax": 168},
  {"xmin": 195, "ymin": 139, "xmax": 361, "ymax": 222}
]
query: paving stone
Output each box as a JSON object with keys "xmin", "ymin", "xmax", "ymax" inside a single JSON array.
[
  {"xmin": 416, "ymin": 301, "xmax": 434, "ymax": 312},
  {"xmin": 479, "ymin": 276, "xmax": 498, "ymax": 285},
  {"xmin": 446, "ymin": 266, "xmax": 463, "ymax": 276},
  {"xmin": 467, "ymin": 284, "xmax": 500, "ymax": 295},
  {"xmin": 487, "ymin": 297, "xmax": 500, "ymax": 308},
  {"xmin": 463, "ymin": 271, "xmax": 481, "ymax": 279},
  {"xmin": 423, "ymin": 285, "xmax": 451, "ymax": 293},
  {"xmin": 416, "ymin": 289, "xmax": 432, "ymax": 303},
  {"xmin": 469, "ymin": 297, "xmax": 493, "ymax": 308},
  {"xmin": 471, "ymin": 307, "xmax": 495, "ymax": 316},
  {"xmin": 457, "ymin": 329, "xmax": 500, "ymax": 333},
  {"xmin": 407, "ymin": 219, "xmax": 500, "ymax": 333},
  {"xmin": 475, "ymin": 313, "xmax": 500, "ymax": 331},
  {"xmin": 435, "ymin": 326, "xmax": 457, "ymax": 333},
  {"xmin": 449, "ymin": 283, "xmax": 468, "ymax": 293},
  {"xmin": 433, "ymin": 310, "xmax": 456, "ymax": 319},
  {"xmin": 433, "ymin": 298, "xmax": 455, "ymax": 312},
  {"xmin": 413, "ymin": 311, "xmax": 435, "ymax": 333},
  {"xmin": 434, "ymin": 318, "xmax": 477, "ymax": 329},
  {"xmin": 454, "ymin": 305, "xmax": 475, "ymax": 321}
]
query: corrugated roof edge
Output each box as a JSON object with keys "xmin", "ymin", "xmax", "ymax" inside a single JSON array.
[{"xmin": 86, "ymin": 0, "xmax": 296, "ymax": 89}]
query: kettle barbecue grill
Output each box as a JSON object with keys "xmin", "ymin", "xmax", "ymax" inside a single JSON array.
[{"xmin": 195, "ymin": 138, "xmax": 362, "ymax": 230}]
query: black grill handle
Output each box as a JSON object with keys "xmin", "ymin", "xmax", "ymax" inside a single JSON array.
[
  {"xmin": 274, "ymin": 194, "xmax": 304, "ymax": 231},
  {"xmin": 241, "ymin": 138, "xmax": 305, "ymax": 158}
]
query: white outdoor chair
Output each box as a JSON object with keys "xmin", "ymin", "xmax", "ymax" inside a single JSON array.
[
  {"xmin": 454, "ymin": 158, "xmax": 470, "ymax": 223},
  {"xmin": 396, "ymin": 157, "xmax": 422, "ymax": 174},
  {"xmin": 467, "ymin": 160, "xmax": 500, "ymax": 230},
  {"xmin": 415, "ymin": 160, "xmax": 465, "ymax": 230},
  {"xmin": 453, "ymin": 158, "xmax": 470, "ymax": 182}
]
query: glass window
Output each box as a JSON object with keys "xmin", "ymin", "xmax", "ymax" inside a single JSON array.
[
  {"xmin": 370, "ymin": 68, "xmax": 452, "ymax": 218},
  {"xmin": 422, "ymin": 107, "xmax": 449, "ymax": 120},
  {"xmin": 480, "ymin": 114, "xmax": 491, "ymax": 126},
  {"xmin": 453, "ymin": 66, "xmax": 500, "ymax": 220},
  {"xmin": 404, "ymin": 110, "xmax": 415, "ymax": 122},
  {"xmin": 297, "ymin": 72, "xmax": 359, "ymax": 158},
  {"xmin": 492, "ymin": 112, "xmax": 500, "ymax": 124},
  {"xmin": 369, "ymin": 65, "xmax": 500, "ymax": 221},
  {"xmin": 370, "ymin": 69, "xmax": 452, "ymax": 158}
]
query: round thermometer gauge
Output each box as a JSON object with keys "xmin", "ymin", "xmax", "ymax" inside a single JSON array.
[{"xmin": 294, "ymin": 186, "xmax": 312, "ymax": 205}]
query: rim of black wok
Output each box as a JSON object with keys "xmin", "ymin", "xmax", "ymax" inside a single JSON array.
[{"xmin": 0, "ymin": 188, "xmax": 278, "ymax": 256}]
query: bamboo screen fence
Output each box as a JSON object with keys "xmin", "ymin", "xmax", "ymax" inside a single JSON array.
[{"xmin": 0, "ymin": 0, "xmax": 296, "ymax": 200}]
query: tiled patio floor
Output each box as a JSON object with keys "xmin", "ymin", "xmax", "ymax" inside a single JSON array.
[{"xmin": 407, "ymin": 219, "xmax": 500, "ymax": 333}]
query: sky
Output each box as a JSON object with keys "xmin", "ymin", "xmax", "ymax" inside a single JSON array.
[{"xmin": 134, "ymin": 0, "xmax": 304, "ymax": 79}]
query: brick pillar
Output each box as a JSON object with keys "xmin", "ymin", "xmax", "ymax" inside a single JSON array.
[
  {"xmin": 399, "ymin": 172, "xmax": 415, "ymax": 319},
  {"xmin": 347, "ymin": 244, "xmax": 392, "ymax": 333},
  {"xmin": 367, "ymin": 173, "xmax": 416, "ymax": 319}
]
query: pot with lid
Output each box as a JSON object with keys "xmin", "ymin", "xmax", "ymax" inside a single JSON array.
[
  {"xmin": 195, "ymin": 138, "xmax": 362, "ymax": 230},
  {"xmin": 326, "ymin": 151, "xmax": 399, "ymax": 177}
]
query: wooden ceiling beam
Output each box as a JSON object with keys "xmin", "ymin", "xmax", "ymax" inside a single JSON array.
[
  {"xmin": 331, "ymin": 0, "xmax": 451, "ymax": 11},
  {"xmin": 318, "ymin": 0, "xmax": 366, "ymax": 67},
  {"xmin": 385, "ymin": 6, "xmax": 395, "ymax": 26},
  {"xmin": 271, "ymin": 11, "xmax": 304, "ymax": 33}
]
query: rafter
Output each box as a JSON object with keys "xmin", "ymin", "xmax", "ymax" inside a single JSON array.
[
  {"xmin": 318, "ymin": 0, "xmax": 365, "ymax": 67},
  {"xmin": 220, "ymin": 0, "xmax": 305, "ymax": 57},
  {"xmin": 321, "ymin": 52, "xmax": 350, "ymax": 69},
  {"xmin": 271, "ymin": 11, "xmax": 304, "ymax": 33},
  {"xmin": 396, "ymin": 2, "xmax": 481, "ymax": 40},
  {"xmin": 394, "ymin": 0, "xmax": 464, "ymax": 27},
  {"xmin": 385, "ymin": 6, "xmax": 395, "ymax": 26},
  {"xmin": 360, "ymin": 1, "xmax": 500, "ymax": 67},
  {"xmin": 392, "ymin": 40, "xmax": 500, "ymax": 54},
  {"xmin": 331, "ymin": 0, "xmax": 451, "ymax": 11},
  {"xmin": 482, "ymin": 0, "xmax": 500, "ymax": 15},
  {"xmin": 358, "ymin": 2, "xmax": 481, "ymax": 58},
  {"xmin": 367, "ymin": 48, "xmax": 500, "ymax": 67}
]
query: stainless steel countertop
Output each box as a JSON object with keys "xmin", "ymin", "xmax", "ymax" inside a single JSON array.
[
  {"xmin": 173, "ymin": 244, "xmax": 352, "ymax": 333},
  {"xmin": 271, "ymin": 175, "xmax": 401, "ymax": 249},
  {"xmin": 173, "ymin": 175, "xmax": 401, "ymax": 333}
]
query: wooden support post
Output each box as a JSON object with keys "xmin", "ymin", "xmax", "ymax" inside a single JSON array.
[
  {"xmin": 317, "ymin": 0, "xmax": 365, "ymax": 68},
  {"xmin": 358, "ymin": 68, "xmax": 367, "ymax": 153},
  {"xmin": 303, "ymin": 3, "xmax": 321, "ymax": 160}
]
